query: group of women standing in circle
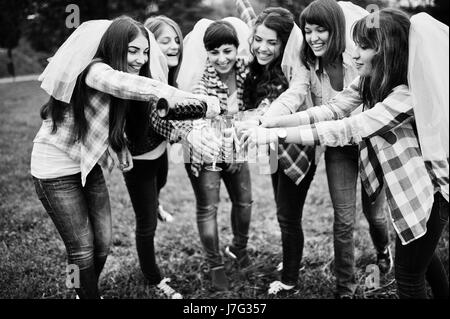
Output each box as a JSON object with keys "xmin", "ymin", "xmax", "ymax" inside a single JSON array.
[{"xmin": 30, "ymin": 0, "xmax": 448, "ymax": 299}]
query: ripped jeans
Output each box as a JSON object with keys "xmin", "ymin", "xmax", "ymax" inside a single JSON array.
[{"xmin": 186, "ymin": 162, "xmax": 253, "ymax": 268}]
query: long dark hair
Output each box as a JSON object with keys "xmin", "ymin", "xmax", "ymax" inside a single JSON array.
[
  {"xmin": 40, "ymin": 16, "xmax": 151, "ymax": 153},
  {"xmin": 145, "ymin": 15, "xmax": 183, "ymax": 87},
  {"xmin": 299, "ymin": 0, "xmax": 346, "ymax": 69},
  {"xmin": 352, "ymin": 8, "xmax": 410, "ymax": 109},
  {"xmin": 243, "ymin": 7, "xmax": 294, "ymax": 109}
]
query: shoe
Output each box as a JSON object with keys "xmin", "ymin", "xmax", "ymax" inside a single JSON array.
[
  {"xmin": 377, "ymin": 246, "xmax": 393, "ymax": 274},
  {"xmin": 157, "ymin": 205, "xmax": 174, "ymax": 223},
  {"xmin": 276, "ymin": 262, "xmax": 305, "ymax": 272},
  {"xmin": 225, "ymin": 245, "xmax": 251, "ymax": 268},
  {"xmin": 267, "ymin": 280, "xmax": 295, "ymax": 296},
  {"xmin": 210, "ymin": 267, "xmax": 229, "ymax": 291},
  {"xmin": 156, "ymin": 278, "xmax": 183, "ymax": 299}
]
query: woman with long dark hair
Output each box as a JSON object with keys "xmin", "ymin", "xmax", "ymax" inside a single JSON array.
[
  {"xmin": 239, "ymin": 6, "xmax": 320, "ymax": 296},
  {"xmin": 258, "ymin": 0, "xmax": 391, "ymax": 298},
  {"xmin": 31, "ymin": 16, "xmax": 216, "ymax": 299},
  {"xmin": 243, "ymin": 8, "xmax": 449, "ymax": 299}
]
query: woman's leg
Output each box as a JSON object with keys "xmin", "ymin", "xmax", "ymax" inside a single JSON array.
[
  {"xmin": 222, "ymin": 163, "xmax": 253, "ymax": 265},
  {"xmin": 271, "ymin": 163, "xmax": 317, "ymax": 286},
  {"xmin": 361, "ymin": 186, "xmax": 391, "ymax": 272},
  {"xmin": 394, "ymin": 193, "xmax": 449, "ymax": 299},
  {"xmin": 33, "ymin": 172, "xmax": 103, "ymax": 299},
  {"xmin": 185, "ymin": 164, "xmax": 223, "ymax": 269},
  {"xmin": 325, "ymin": 146, "xmax": 359, "ymax": 297},
  {"xmin": 123, "ymin": 159, "xmax": 162, "ymax": 285},
  {"xmin": 83, "ymin": 165, "xmax": 112, "ymax": 280}
]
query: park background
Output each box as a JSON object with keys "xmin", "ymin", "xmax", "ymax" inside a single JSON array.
[{"xmin": 0, "ymin": 0, "xmax": 448, "ymax": 299}]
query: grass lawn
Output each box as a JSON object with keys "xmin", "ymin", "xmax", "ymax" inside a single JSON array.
[{"xmin": 0, "ymin": 80, "xmax": 448, "ymax": 299}]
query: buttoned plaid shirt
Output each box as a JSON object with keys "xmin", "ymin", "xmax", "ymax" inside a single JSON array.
[
  {"xmin": 293, "ymin": 79, "xmax": 449, "ymax": 244},
  {"xmin": 34, "ymin": 61, "xmax": 194, "ymax": 185}
]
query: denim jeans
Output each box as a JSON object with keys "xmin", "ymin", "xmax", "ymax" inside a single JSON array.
[
  {"xmin": 271, "ymin": 163, "xmax": 317, "ymax": 286},
  {"xmin": 186, "ymin": 162, "xmax": 253, "ymax": 269},
  {"xmin": 325, "ymin": 145, "xmax": 389, "ymax": 296},
  {"xmin": 395, "ymin": 192, "xmax": 449, "ymax": 299},
  {"xmin": 123, "ymin": 151, "xmax": 169, "ymax": 285},
  {"xmin": 33, "ymin": 165, "xmax": 112, "ymax": 299}
]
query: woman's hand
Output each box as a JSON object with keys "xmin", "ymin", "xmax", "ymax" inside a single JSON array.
[
  {"xmin": 117, "ymin": 147, "xmax": 134, "ymax": 172},
  {"xmin": 235, "ymin": 119, "xmax": 260, "ymax": 135},
  {"xmin": 195, "ymin": 95, "xmax": 220, "ymax": 119},
  {"xmin": 186, "ymin": 126, "xmax": 221, "ymax": 162},
  {"xmin": 260, "ymin": 117, "xmax": 279, "ymax": 128},
  {"xmin": 240, "ymin": 127, "xmax": 278, "ymax": 148}
]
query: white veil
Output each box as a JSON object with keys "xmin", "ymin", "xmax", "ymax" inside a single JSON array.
[
  {"xmin": 176, "ymin": 17, "xmax": 251, "ymax": 92},
  {"xmin": 39, "ymin": 20, "xmax": 112, "ymax": 103},
  {"xmin": 408, "ymin": 13, "xmax": 449, "ymax": 160},
  {"xmin": 39, "ymin": 19, "xmax": 169, "ymax": 103},
  {"xmin": 338, "ymin": 1, "xmax": 369, "ymax": 55},
  {"xmin": 280, "ymin": 22, "xmax": 304, "ymax": 82}
]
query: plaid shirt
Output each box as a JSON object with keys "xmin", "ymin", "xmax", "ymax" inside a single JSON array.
[
  {"xmin": 294, "ymin": 79, "xmax": 449, "ymax": 245},
  {"xmin": 34, "ymin": 61, "xmax": 193, "ymax": 185},
  {"xmin": 187, "ymin": 57, "xmax": 250, "ymax": 176},
  {"xmin": 235, "ymin": 0, "xmax": 257, "ymax": 26},
  {"xmin": 236, "ymin": 0, "xmax": 316, "ymax": 185}
]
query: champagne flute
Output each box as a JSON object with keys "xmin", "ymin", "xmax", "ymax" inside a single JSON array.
[{"xmin": 205, "ymin": 117, "xmax": 223, "ymax": 172}]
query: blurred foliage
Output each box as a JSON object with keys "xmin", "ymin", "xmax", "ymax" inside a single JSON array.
[
  {"xmin": 13, "ymin": 0, "xmax": 212, "ymax": 54},
  {"xmin": 0, "ymin": 0, "xmax": 30, "ymax": 49},
  {"xmin": 260, "ymin": 0, "xmax": 387, "ymax": 21}
]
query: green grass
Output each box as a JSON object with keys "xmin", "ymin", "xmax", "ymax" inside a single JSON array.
[{"xmin": 0, "ymin": 81, "xmax": 448, "ymax": 299}]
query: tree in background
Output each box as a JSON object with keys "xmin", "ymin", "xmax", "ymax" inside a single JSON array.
[
  {"xmin": 0, "ymin": 0, "xmax": 31, "ymax": 77},
  {"xmin": 23, "ymin": 0, "xmax": 212, "ymax": 55}
]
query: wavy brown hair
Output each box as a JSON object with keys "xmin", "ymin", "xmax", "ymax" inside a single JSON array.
[{"xmin": 243, "ymin": 7, "xmax": 294, "ymax": 109}]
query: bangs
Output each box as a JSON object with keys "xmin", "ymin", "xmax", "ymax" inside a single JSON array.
[
  {"xmin": 300, "ymin": 5, "xmax": 331, "ymax": 31},
  {"xmin": 352, "ymin": 18, "xmax": 377, "ymax": 49},
  {"xmin": 204, "ymin": 22, "xmax": 239, "ymax": 51}
]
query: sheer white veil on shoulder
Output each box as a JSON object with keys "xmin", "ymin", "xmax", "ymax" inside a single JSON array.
[
  {"xmin": 176, "ymin": 17, "xmax": 251, "ymax": 92},
  {"xmin": 39, "ymin": 19, "xmax": 169, "ymax": 103},
  {"xmin": 409, "ymin": 13, "xmax": 449, "ymax": 161}
]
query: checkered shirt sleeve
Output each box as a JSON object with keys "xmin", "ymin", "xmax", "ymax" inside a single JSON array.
[{"xmin": 235, "ymin": 0, "xmax": 257, "ymax": 27}]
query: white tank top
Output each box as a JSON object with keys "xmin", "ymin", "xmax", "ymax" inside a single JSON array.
[{"xmin": 31, "ymin": 142, "xmax": 81, "ymax": 179}]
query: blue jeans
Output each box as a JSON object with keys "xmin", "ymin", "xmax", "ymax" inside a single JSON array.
[
  {"xmin": 325, "ymin": 146, "xmax": 389, "ymax": 296},
  {"xmin": 33, "ymin": 165, "xmax": 112, "ymax": 299},
  {"xmin": 271, "ymin": 163, "xmax": 317, "ymax": 286},
  {"xmin": 186, "ymin": 162, "xmax": 253, "ymax": 269},
  {"xmin": 395, "ymin": 192, "xmax": 449, "ymax": 299},
  {"xmin": 123, "ymin": 152, "xmax": 168, "ymax": 285}
]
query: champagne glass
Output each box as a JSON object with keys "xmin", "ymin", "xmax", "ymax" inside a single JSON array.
[{"xmin": 205, "ymin": 117, "xmax": 223, "ymax": 172}]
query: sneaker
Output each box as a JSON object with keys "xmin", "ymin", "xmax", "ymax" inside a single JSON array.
[
  {"xmin": 210, "ymin": 267, "xmax": 229, "ymax": 291},
  {"xmin": 267, "ymin": 280, "xmax": 295, "ymax": 296},
  {"xmin": 157, "ymin": 205, "xmax": 174, "ymax": 223},
  {"xmin": 276, "ymin": 262, "xmax": 305, "ymax": 272},
  {"xmin": 156, "ymin": 278, "xmax": 183, "ymax": 299},
  {"xmin": 224, "ymin": 245, "xmax": 251, "ymax": 268},
  {"xmin": 377, "ymin": 246, "xmax": 393, "ymax": 274}
]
